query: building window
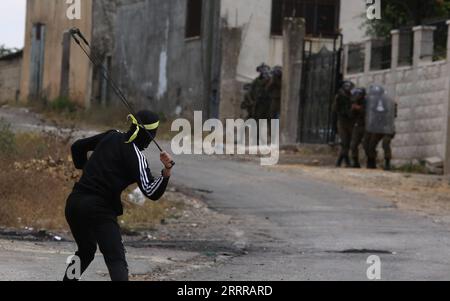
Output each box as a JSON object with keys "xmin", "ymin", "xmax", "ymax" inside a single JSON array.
[
  {"xmin": 271, "ymin": 0, "xmax": 340, "ymax": 37},
  {"xmin": 185, "ymin": 0, "xmax": 203, "ymax": 39}
]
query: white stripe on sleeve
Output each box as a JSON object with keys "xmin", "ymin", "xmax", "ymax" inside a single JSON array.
[{"xmin": 133, "ymin": 144, "xmax": 164, "ymax": 197}]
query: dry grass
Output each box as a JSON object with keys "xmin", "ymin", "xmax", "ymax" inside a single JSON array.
[
  {"xmin": 23, "ymin": 99, "xmax": 176, "ymax": 140},
  {"xmin": 26, "ymin": 99, "xmax": 130, "ymax": 131},
  {"xmin": 120, "ymin": 191, "xmax": 185, "ymax": 231},
  {"xmin": 0, "ymin": 129, "xmax": 73, "ymax": 230},
  {"xmin": 0, "ymin": 168, "xmax": 71, "ymax": 230},
  {"xmin": 274, "ymin": 164, "xmax": 450, "ymax": 220},
  {"xmin": 0, "ymin": 121, "xmax": 180, "ymax": 232}
]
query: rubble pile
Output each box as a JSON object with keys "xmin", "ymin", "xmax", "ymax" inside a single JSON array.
[{"xmin": 13, "ymin": 155, "xmax": 80, "ymax": 182}]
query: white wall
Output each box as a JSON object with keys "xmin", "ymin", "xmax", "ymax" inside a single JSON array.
[
  {"xmin": 220, "ymin": 0, "xmax": 368, "ymax": 83},
  {"xmin": 220, "ymin": 0, "xmax": 283, "ymax": 83},
  {"xmin": 340, "ymin": 0, "xmax": 367, "ymax": 43}
]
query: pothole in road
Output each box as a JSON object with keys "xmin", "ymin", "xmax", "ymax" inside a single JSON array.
[
  {"xmin": 329, "ymin": 249, "xmax": 396, "ymax": 255},
  {"xmin": 193, "ymin": 188, "xmax": 214, "ymax": 194}
]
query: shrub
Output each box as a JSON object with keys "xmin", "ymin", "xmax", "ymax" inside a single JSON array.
[
  {"xmin": 49, "ymin": 97, "xmax": 77, "ymax": 113},
  {"xmin": 0, "ymin": 119, "xmax": 16, "ymax": 157}
]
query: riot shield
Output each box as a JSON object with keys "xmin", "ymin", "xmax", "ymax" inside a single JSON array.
[{"xmin": 366, "ymin": 85, "xmax": 396, "ymax": 135}]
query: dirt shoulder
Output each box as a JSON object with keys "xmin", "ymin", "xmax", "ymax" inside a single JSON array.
[
  {"xmin": 272, "ymin": 164, "xmax": 450, "ymax": 224},
  {"xmin": 223, "ymin": 140, "xmax": 450, "ymax": 224},
  {"xmin": 0, "ymin": 186, "xmax": 246, "ymax": 281},
  {"xmin": 0, "ymin": 105, "xmax": 247, "ymax": 280}
]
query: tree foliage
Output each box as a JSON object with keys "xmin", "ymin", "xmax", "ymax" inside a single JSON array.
[
  {"xmin": 364, "ymin": 0, "xmax": 450, "ymax": 38},
  {"xmin": 0, "ymin": 45, "xmax": 19, "ymax": 57}
]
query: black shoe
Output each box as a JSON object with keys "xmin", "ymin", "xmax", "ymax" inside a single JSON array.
[
  {"xmin": 352, "ymin": 160, "xmax": 361, "ymax": 169},
  {"xmin": 336, "ymin": 156, "xmax": 344, "ymax": 168},
  {"xmin": 384, "ymin": 159, "xmax": 391, "ymax": 171},
  {"xmin": 367, "ymin": 158, "xmax": 377, "ymax": 169},
  {"xmin": 344, "ymin": 156, "xmax": 351, "ymax": 168}
]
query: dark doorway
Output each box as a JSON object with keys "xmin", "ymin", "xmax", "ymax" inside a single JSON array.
[
  {"xmin": 185, "ymin": 0, "xmax": 203, "ymax": 38},
  {"xmin": 29, "ymin": 23, "xmax": 46, "ymax": 100},
  {"xmin": 60, "ymin": 31, "xmax": 71, "ymax": 98}
]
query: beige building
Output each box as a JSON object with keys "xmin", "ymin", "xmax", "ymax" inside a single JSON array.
[{"xmin": 20, "ymin": 0, "xmax": 93, "ymax": 106}]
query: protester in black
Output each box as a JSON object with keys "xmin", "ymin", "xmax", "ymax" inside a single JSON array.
[{"xmin": 63, "ymin": 110, "xmax": 173, "ymax": 281}]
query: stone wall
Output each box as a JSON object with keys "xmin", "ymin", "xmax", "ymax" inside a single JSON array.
[
  {"xmin": 347, "ymin": 63, "xmax": 449, "ymax": 165},
  {"xmin": 0, "ymin": 53, "xmax": 22, "ymax": 104},
  {"xmin": 344, "ymin": 22, "xmax": 450, "ymax": 173}
]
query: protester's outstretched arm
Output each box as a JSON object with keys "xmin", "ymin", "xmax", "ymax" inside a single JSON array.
[
  {"xmin": 71, "ymin": 131, "xmax": 113, "ymax": 170},
  {"xmin": 128, "ymin": 144, "xmax": 171, "ymax": 201}
]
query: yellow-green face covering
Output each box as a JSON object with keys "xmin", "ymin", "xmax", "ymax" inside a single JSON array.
[{"xmin": 125, "ymin": 114, "xmax": 160, "ymax": 144}]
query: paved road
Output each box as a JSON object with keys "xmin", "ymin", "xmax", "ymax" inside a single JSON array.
[
  {"xmin": 2, "ymin": 106, "xmax": 450, "ymax": 281},
  {"xmin": 155, "ymin": 149, "xmax": 450, "ymax": 281}
]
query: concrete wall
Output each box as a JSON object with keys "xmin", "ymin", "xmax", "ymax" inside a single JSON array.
[
  {"xmin": 0, "ymin": 54, "xmax": 22, "ymax": 103},
  {"xmin": 101, "ymin": 0, "xmax": 362, "ymax": 120},
  {"xmin": 220, "ymin": 0, "xmax": 282, "ymax": 82},
  {"xmin": 344, "ymin": 24, "xmax": 450, "ymax": 171},
  {"xmin": 217, "ymin": 0, "xmax": 349, "ymax": 120},
  {"xmin": 111, "ymin": 0, "xmax": 220, "ymax": 119},
  {"xmin": 17, "ymin": 0, "xmax": 368, "ymax": 117},
  {"xmin": 92, "ymin": 0, "xmax": 122, "ymax": 56},
  {"xmin": 220, "ymin": 0, "xmax": 350, "ymax": 82},
  {"xmin": 219, "ymin": 0, "xmax": 366, "ymax": 82},
  {"xmin": 218, "ymin": 27, "xmax": 243, "ymax": 120},
  {"xmin": 20, "ymin": 0, "xmax": 93, "ymax": 106},
  {"xmin": 90, "ymin": 0, "xmax": 121, "ymax": 106},
  {"xmin": 339, "ymin": 0, "xmax": 366, "ymax": 44}
]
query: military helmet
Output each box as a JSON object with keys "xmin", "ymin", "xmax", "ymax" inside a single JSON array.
[
  {"xmin": 271, "ymin": 66, "xmax": 283, "ymax": 78},
  {"xmin": 341, "ymin": 80, "xmax": 355, "ymax": 92},
  {"xmin": 351, "ymin": 87, "xmax": 366, "ymax": 98},
  {"xmin": 256, "ymin": 63, "xmax": 272, "ymax": 79},
  {"xmin": 256, "ymin": 63, "xmax": 270, "ymax": 73},
  {"xmin": 368, "ymin": 84, "xmax": 385, "ymax": 96}
]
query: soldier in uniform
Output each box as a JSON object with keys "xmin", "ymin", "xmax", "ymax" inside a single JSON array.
[
  {"xmin": 382, "ymin": 134, "xmax": 395, "ymax": 171},
  {"xmin": 241, "ymin": 84, "xmax": 254, "ymax": 119},
  {"xmin": 253, "ymin": 63, "xmax": 272, "ymax": 122},
  {"xmin": 364, "ymin": 85, "xmax": 396, "ymax": 170},
  {"xmin": 268, "ymin": 66, "xmax": 283, "ymax": 120},
  {"xmin": 241, "ymin": 63, "xmax": 272, "ymax": 121},
  {"xmin": 333, "ymin": 81, "xmax": 355, "ymax": 168},
  {"xmin": 365, "ymin": 134, "xmax": 395, "ymax": 170},
  {"xmin": 378, "ymin": 101, "xmax": 398, "ymax": 170},
  {"xmin": 349, "ymin": 88, "xmax": 367, "ymax": 168}
]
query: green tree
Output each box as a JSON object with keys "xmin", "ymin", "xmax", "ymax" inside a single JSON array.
[
  {"xmin": 364, "ymin": 0, "xmax": 450, "ymax": 38},
  {"xmin": 0, "ymin": 44, "xmax": 19, "ymax": 57}
]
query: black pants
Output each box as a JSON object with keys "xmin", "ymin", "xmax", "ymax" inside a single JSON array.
[{"xmin": 63, "ymin": 192, "xmax": 129, "ymax": 281}]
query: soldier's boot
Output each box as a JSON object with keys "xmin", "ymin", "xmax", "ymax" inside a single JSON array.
[
  {"xmin": 352, "ymin": 158, "xmax": 361, "ymax": 169},
  {"xmin": 367, "ymin": 158, "xmax": 377, "ymax": 169},
  {"xmin": 344, "ymin": 156, "xmax": 351, "ymax": 168},
  {"xmin": 384, "ymin": 159, "xmax": 392, "ymax": 171}
]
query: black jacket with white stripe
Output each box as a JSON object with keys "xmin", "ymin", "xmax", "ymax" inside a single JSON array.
[{"xmin": 71, "ymin": 130, "xmax": 170, "ymax": 216}]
